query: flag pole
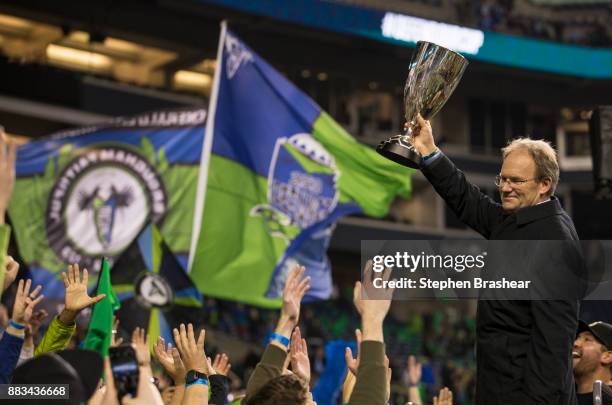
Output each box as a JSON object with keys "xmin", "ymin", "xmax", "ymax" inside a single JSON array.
[{"xmin": 187, "ymin": 20, "xmax": 227, "ymax": 272}]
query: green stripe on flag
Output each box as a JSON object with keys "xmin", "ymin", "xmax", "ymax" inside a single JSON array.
[
  {"xmin": 148, "ymin": 308, "xmax": 161, "ymax": 354},
  {"xmin": 190, "ymin": 154, "xmax": 287, "ymax": 308},
  {"xmin": 312, "ymin": 112, "xmax": 413, "ymax": 216}
]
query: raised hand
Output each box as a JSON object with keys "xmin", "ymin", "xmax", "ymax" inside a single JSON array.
[
  {"xmin": 412, "ymin": 113, "xmax": 437, "ymax": 157},
  {"xmin": 11, "ymin": 279, "xmax": 44, "ymax": 325},
  {"xmin": 59, "ymin": 264, "xmax": 105, "ymax": 325},
  {"xmin": 433, "ymin": 387, "xmax": 453, "ymax": 405},
  {"xmin": 131, "ymin": 327, "xmax": 150, "ymax": 367},
  {"xmin": 406, "ymin": 355, "xmax": 422, "ymax": 386},
  {"xmin": 353, "ymin": 261, "xmax": 393, "ymax": 342},
  {"xmin": 353, "ymin": 261, "xmax": 393, "ymax": 322},
  {"xmin": 2, "ymin": 256, "xmax": 19, "ymax": 292},
  {"xmin": 211, "ymin": 353, "xmax": 231, "ymax": 376},
  {"xmin": 26, "ymin": 309, "xmax": 48, "ymax": 339},
  {"xmin": 281, "ymin": 265, "xmax": 310, "ymax": 323},
  {"xmin": 173, "ymin": 323, "xmax": 207, "ymax": 374},
  {"xmin": 290, "ymin": 327, "xmax": 310, "ymax": 384},
  {"xmin": 0, "ymin": 130, "xmax": 16, "ymax": 224},
  {"xmin": 153, "ymin": 336, "xmax": 186, "ymax": 384},
  {"xmin": 276, "ymin": 265, "xmax": 310, "ymax": 338},
  {"xmin": 344, "ymin": 329, "xmax": 362, "ymax": 376}
]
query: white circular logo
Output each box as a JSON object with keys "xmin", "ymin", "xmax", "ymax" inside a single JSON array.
[
  {"xmin": 46, "ymin": 147, "xmax": 167, "ymax": 269},
  {"xmin": 135, "ymin": 273, "xmax": 174, "ymax": 308}
]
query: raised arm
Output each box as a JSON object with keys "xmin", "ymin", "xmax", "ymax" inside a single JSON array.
[
  {"xmin": 413, "ymin": 114, "xmax": 503, "ymax": 238},
  {"xmin": 245, "ymin": 265, "xmax": 310, "ymax": 398},
  {"xmin": 348, "ymin": 261, "xmax": 392, "ymax": 405},
  {"xmin": 36, "ymin": 264, "xmax": 105, "ymax": 355}
]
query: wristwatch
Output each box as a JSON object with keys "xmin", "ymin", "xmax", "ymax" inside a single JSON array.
[{"xmin": 185, "ymin": 370, "xmax": 208, "ymax": 385}]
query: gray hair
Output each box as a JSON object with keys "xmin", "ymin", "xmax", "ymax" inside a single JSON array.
[{"xmin": 502, "ymin": 138, "xmax": 559, "ymax": 197}]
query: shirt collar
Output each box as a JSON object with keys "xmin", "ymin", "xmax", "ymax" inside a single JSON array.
[{"xmin": 515, "ymin": 196, "xmax": 563, "ymax": 225}]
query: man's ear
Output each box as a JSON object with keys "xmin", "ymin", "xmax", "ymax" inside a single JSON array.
[
  {"xmin": 600, "ymin": 350, "xmax": 612, "ymax": 366},
  {"xmin": 539, "ymin": 177, "xmax": 552, "ymax": 197}
]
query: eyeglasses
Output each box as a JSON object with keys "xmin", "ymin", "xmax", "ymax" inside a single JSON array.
[{"xmin": 494, "ymin": 174, "xmax": 539, "ymax": 188}]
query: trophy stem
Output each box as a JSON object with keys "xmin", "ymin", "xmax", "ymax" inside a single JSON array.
[{"xmin": 376, "ymin": 130, "xmax": 422, "ymax": 169}]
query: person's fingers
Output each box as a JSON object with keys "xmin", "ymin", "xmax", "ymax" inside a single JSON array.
[
  {"xmin": 61, "ymin": 272, "xmax": 69, "ymax": 289},
  {"xmin": 382, "ymin": 266, "xmax": 393, "ymax": 284},
  {"xmin": 67, "ymin": 264, "xmax": 74, "ymax": 285},
  {"xmin": 82, "ymin": 269, "xmax": 89, "ymax": 287},
  {"xmin": 29, "ymin": 285, "xmax": 42, "ymax": 298},
  {"xmin": 433, "ymin": 396, "xmax": 439, "ymax": 405},
  {"xmin": 448, "ymin": 388, "xmax": 454, "ymax": 403},
  {"xmin": 16, "ymin": 279, "xmax": 24, "ymax": 298},
  {"xmin": 364, "ymin": 259, "xmax": 373, "ymax": 279},
  {"xmin": 90, "ymin": 294, "xmax": 106, "ymax": 306},
  {"xmin": 353, "ymin": 281, "xmax": 361, "ymax": 303},
  {"xmin": 166, "ymin": 342, "xmax": 173, "ymax": 356},
  {"xmin": 115, "ymin": 337, "xmax": 123, "ymax": 346},
  {"xmin": 23, "ymin": 279, "xmax": 32, "ymax": 297},
  {"xmin": 132, "ymin": 327, "xmax": 139, "ymax": 344},
  {"xmin": 179, "ymin": 324, "xmax": 189, "ymax": 353},
  {"xmin": 173, "ymin": 328, "xmax": 183, "ymax": 354},
  {"xmin": 30, "ymin": 294, "xmax": 44, "ymax": 307},
  {"xmin": 345, "ymin": 347, "xmax": 354, "ymax": 365},
  {"xmin": 197, "ymin": 328, "xmax": 205, "ymax": 351},
  {"xmin": 153, "ymin": 338, "xmax": 162, "ymax": 357},
  {"xmin": 213, "ymin": 353, "xmax": 221, "ymax": 368},
  {"xmin": 186, "ymin": 323, "xmax": 195, "ymax": 347},
  {"xmin": 416, "ymin": 113, "xmax": 427, "ymax": 128},
  {"xmin": 75, "ymin": 264, "xmax": 83, "ymax": 284},
  {"xmin": 171, "ymin": 347, "xmax": 182, "ymax": 366},
  {"xmin": 296, "ymin": 277, "xmax": 311, "ymax": 299},
  {"xmin": 355, "ymin": 329, "xmax": 362, "ymax": 345}
]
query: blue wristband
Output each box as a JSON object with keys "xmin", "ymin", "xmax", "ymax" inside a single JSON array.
[
  {"xmin": 185, "ymin": 378, "xmax": 208, "ymax": 388},
  {"xmin": 8, "ymin": 320, "xmax": 25, "ymax": 330},
  {"xmin": 269, "ymin": 332, "xmax": 290, "ymax": 346},
  {"xmin": 422, "ymin": 148, "xmax": 440, "ymax": 161}
]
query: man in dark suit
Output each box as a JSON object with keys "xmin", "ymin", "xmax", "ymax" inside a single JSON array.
[{"xmin": 413, "ymin": 114, "xmax": 580, "ymax": 404}]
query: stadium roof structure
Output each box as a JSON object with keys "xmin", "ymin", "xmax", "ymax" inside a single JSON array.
[{"xmin": 199, "ymin": 0, "xmax": 612, "ymax": 79}]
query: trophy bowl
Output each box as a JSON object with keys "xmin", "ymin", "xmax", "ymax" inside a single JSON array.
[{"xmin": 377, "ymin": 41, "xmax": 468, "ymax": 168}]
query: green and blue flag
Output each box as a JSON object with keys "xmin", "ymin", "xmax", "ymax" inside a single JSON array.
[{"xmin": 187, "ymin": 23, "xmax": 413, "ymax": 307}]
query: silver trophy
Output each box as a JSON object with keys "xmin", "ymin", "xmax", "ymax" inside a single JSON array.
[{"xmin": 377, "ymin": 41, "xmax": 468, "ymax": 168}]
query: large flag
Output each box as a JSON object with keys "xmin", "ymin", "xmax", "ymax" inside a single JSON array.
[
  {"xmin": 188, "ymin": 23, "xmax": 414, "ymax": 307},
  {"xmin": 10, "ymin": 109, "xmax": 206, "ymax": 301},
  {"xmin": 82, "ymin": 258, "xmax": 120, "ymax": 357}
]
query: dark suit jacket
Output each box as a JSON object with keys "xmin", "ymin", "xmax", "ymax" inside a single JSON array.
[{"xmin": 422, "ymin": 153, "xmax": 580, "ymax": 405}]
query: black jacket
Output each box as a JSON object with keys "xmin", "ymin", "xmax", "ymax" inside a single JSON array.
[{"xmin": 422, "ymin": 153, "xmax": 579, "ymax": 405}]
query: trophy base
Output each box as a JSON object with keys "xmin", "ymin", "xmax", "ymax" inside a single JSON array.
[{"xmin": 376, "ymin": 138, "xmax": 422, "ymax": 169}]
